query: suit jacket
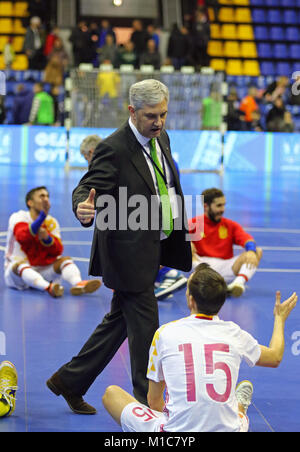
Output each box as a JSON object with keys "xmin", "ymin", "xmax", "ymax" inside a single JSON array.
[{"xmin": 72, "ymin": 121, "xmax": 192, "ymax": 292}]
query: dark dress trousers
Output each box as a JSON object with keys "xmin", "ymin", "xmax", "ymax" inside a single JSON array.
[{"xmin": 57, "ymin": 121, "xmax": 192, "ymax": 404}]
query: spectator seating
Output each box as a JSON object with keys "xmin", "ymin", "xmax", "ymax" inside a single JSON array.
[
  {"xmin": 0, "ymin": 1, "xmax": 29, "ymax": 70},
  {"xmin": 207, "ymin": 0, "xmax": 300, "ymax": 77}
]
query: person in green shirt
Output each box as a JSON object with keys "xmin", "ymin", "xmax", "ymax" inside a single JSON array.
[
  {"xmin": 29, "ymin": 82, "xmax": 55, "ymax": 125},
  {"xmin": 201, "ymin": 88, "xmax": 222, "ymax": 130}
]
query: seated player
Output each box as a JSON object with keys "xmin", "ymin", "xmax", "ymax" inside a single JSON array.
[
  {"xmin": 0, "ymin": 361, "xmax": 18, "ymax": 418},
  {"xmin": 4, "ymin": 186, "xmax": 101, "ymax": 298},
  {"xmin": 102, "ymin": 263, "xmax": 297, "ymax": 432},
  {"xmin": 189, "ymin": 187, "xmax": 263, "ymax": 297}
]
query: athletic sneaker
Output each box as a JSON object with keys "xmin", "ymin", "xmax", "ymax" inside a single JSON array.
[
  {"xmin": 155, "ymin": 270, "xmax": 187, "ymax": 299},
  {"xmin": 227, "ymin": 281, "xmax": 245, "ymax": 298},
  {"xmin": 235, "ymin": 380, "xmax": 253, "ymax": 414},
  {"xmin": 0, "ymin": 361, "xmax": 18, "ymax": 417},
  {"xmin": 70, "ymin": 279, "xmax": 101, "ymax": 296},
  {"xmin": 47, "ymin": 282, "xmax": 64, "ymax": 298}
]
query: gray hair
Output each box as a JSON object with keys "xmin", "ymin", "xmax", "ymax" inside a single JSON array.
[
  {"xmin": 80, "ymin": 135, "xmax": 102, "ymax": 156},
  {"xmin": 129, "ymin": 79, "xmax": 169, "ymax": 111}
]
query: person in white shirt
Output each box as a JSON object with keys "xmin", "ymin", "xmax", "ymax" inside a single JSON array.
[{"xmin": 102, "ymin": 263, "xmax": 297, "ymax": 432}]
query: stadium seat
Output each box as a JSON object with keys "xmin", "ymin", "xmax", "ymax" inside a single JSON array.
[
  {"xmin": 240, "ymin": 42, "xmax": 257, "ymax": 58},
  {"xmin": 280, "ymin": 0, "xmax": 296, "ymax": 5},
  {"xmin": 210, "ymin": 24, "xmax": 221, "ymax": 39},
  {"xmin": 251, "ymin": 9, "xmax": 266, "ymax": 23},
  {"xmin": 260, "ymin": 61, "xmax": 276, "ymax": 76},
  {"xmin": 14, "ymin": 1, "xmax": 28, "ymax": 16},
  {"xmin": 0, "ymin": 55, "xmax": 5, "ymax": 71},
  {"xmin": 276, "ymin": 62, "xmax": 291, "ymax": 76},
  {"xmin": 251, "ymin": 0, "xmax": 264, "ymax": 4},
  {"xmin": 273, "ymin": 43, "xmax": 288, "ymax": 59},
  {"xmin": 224, "ymin": 41, "xmax": 240, "ymax": 57},
  {"xmin": 0, "ymin": 18, "xmax": 13, "ymax": 33},
  {"xmin": 207, "ymin": 41, "xmax": 223, "ymax": 57},
  {"xmin": 237, "ymin": 25, "xmax": 254, "ymax": 40},
  {"xmin": 233, "ymin": 0, "xmax": 249, "ymax": 4},
  {"xmin": 12, "ymin": 36, "xmax": 24, "ymax": 52},
  {"xmin": 267, "ymin": 10, "xmax": 282, "ymax": 24},
  {"xmin": 254, "ymin": 26, "xmax": 269, "ymax": 40},
  {"xmin": 0, "ymin": 36, "xmax": 7, "ymax": 52},
  {"xmin": 226, "ymin": 59, "xmax": 243, "ymax": 76},
  {"xmin": 221, "ymin": 24, "xmax": 237, "ymax": 40},
  {"xmin": 243, "ymin": 60, "xmax": 260, "ymax": 76},
  {"xmin": 265, "ymin": 0, "xmax": 280, "ymax": 5},
  {"xmin": 283, "ymin": 9, "xmax": 299, "ymax": 24},
  {"xmin": 207, "ymin": 8, "xmax": 215, "ymax": 22},
  {"xmin": 286, "ymin": 27, "xmax": 300, "ymax": 41},
  {"xmin": 0, "ymin": 2, "xmax": 13, "ymax": 16},
  {"xmin": 14, "ymin": 19, "xmax": 26, "ymax": 34},
  {"xmin": 210, "ymin": 59, "xmax": 226, "ymax": 72},
  {"xmin": 257, "ymin": 43, "xmax": 273, "ymax": 58},
  {"xmin": 235, "ymin": 8, "xmax": 252, "ymax": 23},
  {"xmin": 11, "ymin": 55, "xmax": 28, "ymax": 70},
  {"xmin": 269, "ymin": 26, "xmax": 285, "ymax": 41},
  {"xmin": 290, "ymin": 44, "xmax": 300, "ymax": 59},
  {"xmin": 218, "ymin": 7, "xmax": 235, "ymax": 22}
]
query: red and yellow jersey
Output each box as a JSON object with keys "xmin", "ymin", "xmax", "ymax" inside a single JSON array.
[
  {"xmin": 188, "ymin": 215, "xmax": 254, "ymax": 260},
  {"xmin": 5, "ymin": 210, "xmax": 63, "ymax": 267}
]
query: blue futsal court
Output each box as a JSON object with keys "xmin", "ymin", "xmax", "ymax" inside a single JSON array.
[{"xmin": 0, "ymin": 164, "xmax": 300, "ymax": 432}]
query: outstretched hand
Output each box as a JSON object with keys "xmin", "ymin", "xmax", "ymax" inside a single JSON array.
[
  {"xmin": 273, "ymin": 290, "xmax": 298, "ymax": 321},
  {"xmin": 76, "ymin": 188, "xmax": 96, "ymax": 224}
]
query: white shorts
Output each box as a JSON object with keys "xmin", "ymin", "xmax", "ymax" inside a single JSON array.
[
  {"xmin": 120, "ymin": 402, "xmax": 249, "ymax": 433},
  {"xmin": 192, "ymin": 255, "xmax": 239, "ymax": 283},
  {"xmin": 4, "ymin": 262, "xmax": 61, "ymax": 291},
  {"xmin": 121, "ymin": 402, "xmax": 166, "ymax": 432}
]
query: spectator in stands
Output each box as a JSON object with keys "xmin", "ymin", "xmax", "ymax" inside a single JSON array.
[
  {"xmin": 98, "ymin": 34, "xmax": 119, "ymax": 67},
  {"xmin": 23, "ymin": 16, "xmax": 46, "ymax": 70},
  {"xmin": 201, "ymin": 87, "xmax": 222, "ymax": 130},
  {"xmin": 47, "ymin": 37, "xmax": 69, "ymax": 70},
  {"xmin": 50, "ymin": 86, "xmax": 64, "ymax": 126},
  {"xmin": 140, "ymin": 38, "xmax": 161, "ymax": 70},
  {"xmin": 226, "ymin": 87, "xmax": 243, "ymax": 131},
  {"xmin": 12, "ymin": 84, "xmax": 34, "ymax": 125},
  {"xmin": 130, "ymin": 20, "xmax": 148, "ymax": 66},
  {"xmin": 28, "ymin": 82, "xmax": 55, "ymax": 126},
  {"xmin": 3, "ymin": 36, "xmax": 15, "ymax": 69},
  {"xmin": 116, "ymin": 41, "xmax": 138, "ymax": 68},
  {"xmin": 263, "ymin": 76, "xmax": 289, "ymax": 103},
  {"xmin": 239, "ymin": 86, "xmax": 259, "ymax": 131},
  {"xmin": 266, "ymin": 96, "xmax": 287, "ymax": 132},
  {"xmin": 146, "ymin": 24, "xmax": 160, "ymax": 50},
  {"xmin": 43, "ymin": 55, "xmax": 64, "ymax": 87},
  {"xmin": 44, "ymin": 26, "xmax": 60, "ymax": 57},
  {"xmin": 280, "ymin": 111, "xmax": 294, "ymax": 133},
  {"xmin": 96, "ymin": 60, "xmax": 120, "ymax": 100},
  {"xmin": 167, "ymin": 24, "xmax": 192, "ymax": 70},
  {"xmin": 98, "ymin": 20, "xmax": 116, "ymax": 49},
  {"xmin": 250, "ymin": 110, "xmax": 264, "ymax": 132},
  {"xmin": 69, "ymin": 21, "xmax": 95, "ymax": 67},
  {"xmin": 190, "ymin": 7, "xmax": 210, "ymax": 69}
]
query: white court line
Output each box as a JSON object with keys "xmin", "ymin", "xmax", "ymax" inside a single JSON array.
[
  {"xmin": 246, "ymin": 227, "xmax": 300, "ymax": 234},
  {"xmin": 252, "ymin": 402, "xmax": 275, "ymax": 433}
]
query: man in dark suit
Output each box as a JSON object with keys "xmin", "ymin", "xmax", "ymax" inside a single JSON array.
[{"xmin": 46, "ymin": 79, "xmax": 192, "ymax": 414}]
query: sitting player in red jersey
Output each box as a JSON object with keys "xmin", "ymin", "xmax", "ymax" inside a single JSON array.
[
  {"xmin": 188, "ymin": 188, "xmax": 263, "ymax": 297},
  {"xmin": 4, "ymin": 186, "xmax": 101, "ymax": 298}
]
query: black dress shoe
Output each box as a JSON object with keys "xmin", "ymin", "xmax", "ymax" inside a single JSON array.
[{"xmin": 46, "ymin": 372, "xmax": 97, "ymax": 415}]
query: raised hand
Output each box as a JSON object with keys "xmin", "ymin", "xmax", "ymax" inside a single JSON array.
[{"xmin": 76, "ymin": 188, "xmax": 96, "ymax": 224}]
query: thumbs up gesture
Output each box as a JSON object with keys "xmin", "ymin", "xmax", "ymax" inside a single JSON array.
[{"xmin": 76, "ymin": 188, "xmax": 96, "ymax": 224}]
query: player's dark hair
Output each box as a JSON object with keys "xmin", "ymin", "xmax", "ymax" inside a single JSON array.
[
  {"xmin": 201, "ymin": 188, "xmax": 224, "ymax": 206},
  {"xmin": 188, "ymin": 263, "xmax": 227, "ymax": 315},
  {"xmin": 25, "ymin": 186, "xmax": 48, "ymax": 208}
]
